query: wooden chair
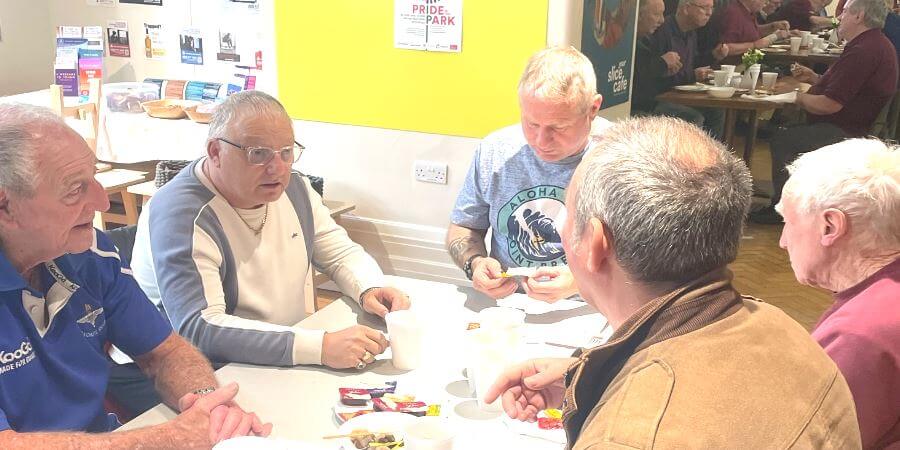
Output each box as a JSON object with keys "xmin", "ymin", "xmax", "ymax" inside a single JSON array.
[{"xmin": 49, "ymin": 79, "xmax": 148, "ymax": 230}]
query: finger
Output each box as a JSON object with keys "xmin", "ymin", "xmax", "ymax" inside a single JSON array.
[
  {"xmin": 364, "ymin": 296, "xmax": 390, "ymax": 317},
  {"xmin": 524, "ymin": 369, "xmax": 565, "ymax": 391},
  {"xmin": 363, "ymin": 328, "xmax": 390, "ymax": 353},
  {"xmin": 208, "ymin": 405, "xmax": 228, "ymax": 443},
  {"xmin": 230, "ymin": 411, "xmax": 255, "ymax": 439},
  {"xmin": 391, "ymin": 294, "xmax": 411, "ymax": 311},
  {"xmin": 532, "ymin": 266, "xmax": 560, "ymax": 278},
  {"xmin": 178, "ymin": 392, "xmax": 199, "ymax": 412},
  {"xmin": 196, "ymin": 383, "xmax": 239, "ymax": 413},
  {"xmin": 486, "ymin": 279, "xmax": 519, "ymax": 299},
  {"xmin": 249, "ymin": 413, "xmax": 270, "ymax": 436},
  {"xmin": 217, "ymin": 406, "xmax": 244, "ymax": 443},
  {"xmin": 501, "ymin": 388, "xmax": 523, "ymax": 418}
]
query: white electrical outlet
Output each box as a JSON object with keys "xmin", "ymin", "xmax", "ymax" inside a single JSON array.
[{"xmin": 413, "ymin": 160, "xmax": 448, "ymax": 184}]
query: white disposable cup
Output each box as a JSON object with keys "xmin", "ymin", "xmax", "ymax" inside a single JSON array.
[
  {"xmin": 478, "ymin": 306, "xmax": 525, "ymax": 330},
  {"xmin": 720, "ymin": 64, "xmax": 736, "ymax": 80},
  {"xmin": 386, "ymin": 310, "xmax": 424, "ymax": 370},
  {"xmin": 748, "ymin": 66, "xmax": 760, "ymax": 92},
  {"xmin": 713, "ymin": 70, "xmax": 729, "ymax": 87},
  {"xmin": 812, "ymin": 37, "xmax": 824, "ymax": 51},
  {"xmin": 404, "ymin": 417, "xmax": 456, "ymax": 450},
  {"xmin": 730, "ymin": 75, "xmax": 743, "ymax": 88},
  {"xmin": 790, "ymin": 37, "xmax": 802, "ymax": 53},
  {"xmin": 761, "ymin": 72, "xmax": 778, "ymax": 90},
  {"xmin": 467, "ymin": 327, "xmax": 518, "ymax": 411},
  {"xmin": 800, "ymin": 31, "xmax": 811, "ymax": 48}
]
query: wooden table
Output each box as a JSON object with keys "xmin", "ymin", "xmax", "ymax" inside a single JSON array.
[
  {"xmin": 119, "ymin": 275, "xmax": 610, "ymax": 448},
  {"xmin": 655, "ymin": 77, "xmax": 802, "ymax": 165},
  {"xmin": 722, "ymin": 47, "xmax": 841, "ymax": 68}
]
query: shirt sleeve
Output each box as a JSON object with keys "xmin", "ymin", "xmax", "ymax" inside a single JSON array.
[
  {"xmin": 94, "ymin": 231, "xmax": 172, "ymax": 358},
  {"xmin": 818, "ymin": 330, "xmax": 900, "ymax": 448},
  {"xmin": 303, "ymin": 178, "xmax": 385, "ymax": 303},
  {"xmin": 450, "ymin": 143, "xmax": 491, "ymax": 230},
  {"xmin": 814, "ymin": 46, "xmax": 878, "ymax": 107},
  {"xmin": 147, "ymin": 201, "xmax": 320, "ymax": 367}
]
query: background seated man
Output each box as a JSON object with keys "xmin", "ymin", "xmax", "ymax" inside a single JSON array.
[
  {"xmin": 485, "ymin": 117, "xmax": 861, "ymax": 449},
  {"xmin": 777, "ymin": 139, "xmax": 900, "ymax": 449},
  {"xmin": 633, "ymin": 0, "xmax": 728, "ymax": 140},
  {"xmin": 767, "ymin": 0, "xmax": 835, "ymax": 30},
  {"xmin": 0, "ymin": 104, "xmax": 269, "ymax": 447},
  {"xmin": 446, "ymin": 46, "xmax": 610, "ymax": 303},
  {"xmin": 751, "ymin": 0, "xmax": 898, "ymax": 223},
  {"xmin": 132, "ymin": 91, "xmax": 409, "ymax": 371},
  {"xmin": 720, "ymin": 0, "xmax": 792, "ymax": 55}
]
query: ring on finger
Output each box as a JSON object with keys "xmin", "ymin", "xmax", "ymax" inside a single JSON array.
[
  {"xmin": 362, "ymin": 350, "xmax": 375, "ymax": 363},
  {"xmin": 356, "ymin": 360, "xmax": 366, "ymax": 370}
]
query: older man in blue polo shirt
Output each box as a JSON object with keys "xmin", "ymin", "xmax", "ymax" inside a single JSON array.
[{"xmin": 0, "ymin": 103, "xmax": 270, "ymax": 447}]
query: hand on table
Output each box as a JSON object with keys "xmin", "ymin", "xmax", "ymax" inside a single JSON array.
[
  {"xmin": 171, "ymin": 383, "xmax": 272, "ymax": 445},
  {"xmin": 522, "ymin": 266, "xmax": 579, "ymax": 303},
  {"xmin": 471, "ymin": 256, "xmax": 518, "ymax": 299},
  {"xmin": 661, "ymin": 51, "xmax": 683, "ymax": 75},
  {"xmin": 712, "ymin": 43, "xmax": 729, "ymax": 60},
  {"xmin": 772, "ymin": 20, "xmax": 790, "ymax": 31},
  {"xmin": 694, "ymin": 66, "xmax": 714, "ymax": 83},
  {"xmin": 361, "ymin": 286, "xmax": 411, "ymax": 317},
  {"xmin": 775, "ymin": 29, "xmax": 792, "ymax": 40},
  {"xmin": 790, "ymin": 63, "xmax": 818, "ymax": 83},
  {"xmin": 322, "ymin": 325, "xmax": 389, "ymax": 369},
  {"xmin": 483, "ymin": 358, "xmax": 575, "ymax": 422}
]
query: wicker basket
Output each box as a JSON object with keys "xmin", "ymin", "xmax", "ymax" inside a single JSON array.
[{"xmin": 154, "ymin": 160, "xmax": 191, "ymax": 188}]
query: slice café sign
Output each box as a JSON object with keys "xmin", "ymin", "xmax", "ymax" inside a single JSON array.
[{"xmin": 395, "ymin": 0, "xmax": 462, "ymax": 52}]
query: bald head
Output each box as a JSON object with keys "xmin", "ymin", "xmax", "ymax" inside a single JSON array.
[{"xmin": 570, "ymin": 117, "xmax": 752, "ymax": 284}]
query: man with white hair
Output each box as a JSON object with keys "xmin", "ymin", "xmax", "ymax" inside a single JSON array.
[
  {"xmin": 446, "ymin": 46, "xmax": 610, "ymax": 302},
  {"xmin": 752, "ymin": 0, "xmax": 898, "ymax": 224},
  {"xmin": 0, "ymin": 104, "xmax": 269, "ymax": 446},
  {"xmin": 485, "ymin": 117, "xmax": 860, "ymax": 448},
  {"xmin": 132, "ymin": 90, "xmax": 410, "ymax": 371},
  {"xmin": 777, "ymin": 139, "xmax": 900, "ymax": 449}
]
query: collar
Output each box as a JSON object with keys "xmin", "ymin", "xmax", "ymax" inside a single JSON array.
[
  {"xmin": 561, "ymin": 268, "xmax": 744, "ymax": 444},
  {"xmin": 835, "ymin": 256, "xmax": 900, "ymax": 302},
  {"xmin": 0, "ymin": 250, "xmax": 27, "ymax": 292}
]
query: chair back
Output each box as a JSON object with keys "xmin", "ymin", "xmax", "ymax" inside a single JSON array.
[{"xmin": 49, "ymin": 78, "xmax": 102, "ymax": 153}]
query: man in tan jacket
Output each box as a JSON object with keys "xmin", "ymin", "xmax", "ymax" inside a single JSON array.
[{"xmin": 485, "ymin": 117, "xmax": 860, "ymax": 449}]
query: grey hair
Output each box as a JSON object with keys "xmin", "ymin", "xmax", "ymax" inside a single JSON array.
[
  {"xmin": 0, "ymin": 104, "xmax": 69, "ymax": 196},
  {"xmin": 846, "ymin": 0, "xmax": 889, "ymax": 28},
  {"xmin": 207, "ymin": 90, "xmax": 291, "ymax": 141},
  {"xmin": 518, "ymin": 46, "xmax": 597, "ymax": 114},
  {"xmin": 572, "ymin": 117, "xmax": 753, "ymax": 284},
  {"xmin": 677, "ymin": 0, "xmax": 693, "ymax": 7},
  {"xmin": 778, "ymin": 138, "xmax": 900, "ymax": 249}
]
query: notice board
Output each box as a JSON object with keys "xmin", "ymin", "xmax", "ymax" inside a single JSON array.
[{"xmin": 274, "ymin": 1, "xmax": 548, "ymax": 138}]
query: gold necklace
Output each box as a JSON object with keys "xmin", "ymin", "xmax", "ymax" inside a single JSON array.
[{"xmin": 237, "ymin": 203, "xmax": 268, "ymax": 235}]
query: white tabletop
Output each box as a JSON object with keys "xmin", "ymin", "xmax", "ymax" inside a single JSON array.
[{"xmin": 119, "ymin": 276, "xmax": 610, "ymax": 448}]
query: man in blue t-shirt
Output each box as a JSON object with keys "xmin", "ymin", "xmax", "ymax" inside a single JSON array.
[
  {"xmin": 447, "ymin": 47, "xmax": 611, "ymax": 302},
  {"xmin": 0, "ymin": 104, "xmax": 270, "ymax": 447}
]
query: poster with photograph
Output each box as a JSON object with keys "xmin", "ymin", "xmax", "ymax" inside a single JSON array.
[
  {"xmin": 580, "ymin": 0, "xmax": 638, "ymax": 109},
  {"xmin": 180, "ymin": 27, "xmax": 204, "ymax": 65},
  {"xmin": 217, "ymin": 29, "xmax": 239, "ymax": 62},
  {"xmin": 121, "ymin": 0, "xmax": 162, "ymax": 5},
  {"xmin": 107, "ymin": 21, "xmax": 130, "ymax": 57},
  {"xmin": 143, "ymin": 23, "xmax": 165, "ymax": 59}
]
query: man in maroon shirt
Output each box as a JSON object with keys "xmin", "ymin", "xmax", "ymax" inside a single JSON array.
[
  {"xmin": 720, "ymin": 0, "xmax": 791, "ymax": 55},
  {"xmin": 776, "ymin": 139, "xmax": 900, "ymax": 449},
  {"xmin": 767, "ymin": 0, "xmax": 835, "ymax": 30},
  {"xmin": 751, "ymin": 0, "xmax": 898, "ymax": 224}
]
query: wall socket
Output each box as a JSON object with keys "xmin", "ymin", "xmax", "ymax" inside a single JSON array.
[{"xmin": 413, "ymin": 160, "xmax": 448, "ymax": 184}]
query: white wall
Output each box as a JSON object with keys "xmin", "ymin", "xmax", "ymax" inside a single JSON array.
[
  {"xmin": 0, "ymin": 0, "xmax": 53, "ymax": 96},
  {"xmin": 12, "ymin": 0, "xmax": 637, "ymax": 285}
]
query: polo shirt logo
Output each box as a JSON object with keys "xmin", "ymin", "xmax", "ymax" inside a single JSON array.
[
  {"xmin": 0, "ymin": 340, "xmax": 36, "ymax": 375},
  {"xmin": 76, "ymin": 304, "xmax": 104, "ymax": 328}
]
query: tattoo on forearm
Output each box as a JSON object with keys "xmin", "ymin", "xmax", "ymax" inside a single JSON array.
[{"xmin": 448, "ymin": 236, "xmax": 481, "ymax": 268}]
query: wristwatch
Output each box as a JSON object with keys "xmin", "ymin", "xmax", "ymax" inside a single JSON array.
[{"xmin": 463, "ymin": 254, "xmax": 485, "ymax": 280}]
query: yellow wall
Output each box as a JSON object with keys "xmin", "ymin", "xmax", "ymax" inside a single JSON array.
[{"xmin": 275, "ymin": 1, "xmax": 548, "ymax": 138}]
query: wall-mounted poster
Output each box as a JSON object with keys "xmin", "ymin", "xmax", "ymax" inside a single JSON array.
[
  {"xmin": 394, "ymin": 0, "xmax": 462, "ymax": 53},
  {"xmin": 143, "ymin": 23, "xmax": 165, "ymax": 59},
  {"xmin": 217, "ymin": 29, "xmax": 239, "ymax": 62},
  {"xmin": 121, "ymin": 0, "xmax": 162, "ymax": 5},
  {"xmin": 107, "ymin": 21, "xmax": 130, "ymax": 57},
  {"xmin": 580, "ymin": 0, "xmax": 638, "ymax": 109},
  {"xmin": 180, "ymin": 27, "xmax": 204, "ymax": 65}
]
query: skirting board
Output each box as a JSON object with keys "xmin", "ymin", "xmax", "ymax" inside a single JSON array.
[{"xmin": 334, "ymin": 214, "xmax": 470, "ymax": 287}]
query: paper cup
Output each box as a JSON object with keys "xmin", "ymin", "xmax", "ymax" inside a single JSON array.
[
  {"xmin": 730, "ymin": 75, "xmax": 743, "ymax": 88},
  {"xmin": 720, "ymin": 64, "xmax": 736, "ymax": 78},
  {"xmin": 466, "ymin": 327, "xmax": 517, "ymax": 411},
  {"xmin": 386, "ymin": 310, "xmax": 424, "ymax": 370},
  {"xmin": 713, "ymin": 70, "xmax": 730, "ymax": 87},
  {"xmin": 404, "ymin": 417, "xmax": 456, "ymax": 450},
  {"xmin": 800, "ymin": 31, "xmax": 811, "ymax": 48},
  {"xmin": 761, "ymin": 72, "xmax": 778, "ymax": 90},
  {"xmin": 478, "ymin": 306, "xmax": 525, "ymax": 330},
  {"xmin": 790, "ymin": 37, "xmax": 802, "ymax": 53}
]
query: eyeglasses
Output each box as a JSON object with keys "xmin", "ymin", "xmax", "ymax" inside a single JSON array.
[
  {"xmin": 688, "ymin": 2, "xmax": 715, "ymax": 12},
  {"xmin": 217, "ymin": 137, "xmax": 305, "ymax": 165}
]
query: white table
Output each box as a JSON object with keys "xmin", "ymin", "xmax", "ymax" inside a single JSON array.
[{"xmin": 120, "ymin": 276, "xmax": 610, "ymax": 448}]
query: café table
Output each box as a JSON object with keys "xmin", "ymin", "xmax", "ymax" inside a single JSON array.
[
  {"xmin": 655, "ymin": 76, "xmax": 803, "ymax": 166},
  {"xmin": 756, "ymin": 47, "xmax": 841, "ymax": 67},
  {"xmin": 119, "ymin": 275, "xmax": 612, "ymax": 449}
]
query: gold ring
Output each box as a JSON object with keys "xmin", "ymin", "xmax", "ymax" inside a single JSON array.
[
  {"xmin": 363, "ymin": 351, "xmax": 375, "ymax": 363},
  {"xmin": 356, "ymin": 360, "xmax": 366, "ymax": 370}
]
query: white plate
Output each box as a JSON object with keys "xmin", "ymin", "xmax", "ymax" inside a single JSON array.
[
  {"xmin": 762, "ymin": 47, "xmax": 787, "ymax": 53},
  {"xmin": 674, "ymin": 84, "xmax": 708, "ymax": 92},
  {"xmin": 336, "ymin": 412, "xmax": 417, "ymax": 449},
  {"xmin": 214, "ymin": 436, "xmax": 330, "ymax": 449}
]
